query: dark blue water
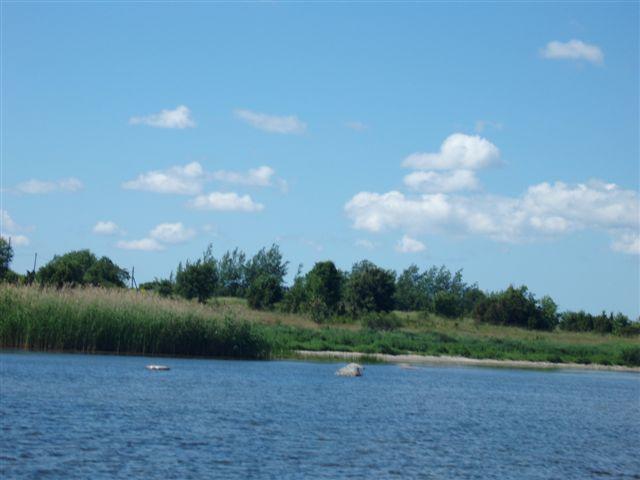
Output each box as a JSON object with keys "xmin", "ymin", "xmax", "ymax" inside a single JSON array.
[{"xmin": 1, "ymin": 352, "xmax": 639, "ymax": 479}]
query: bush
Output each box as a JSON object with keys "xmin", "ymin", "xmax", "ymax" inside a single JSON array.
[
  {"xmin": 434, "ymin": 291, "xmax": 463, "ymax": 318},
  {"xmin": 175, "ymin": 245, "xmax": 218, "ymax": 303},
  {"xmin": 361, "ymin": 312, "xmax": 403, "ymax": 331},
  {"xmin": 345, "ymin": 260, "xmax": 396, "ymax": 316},
  {"xmin": 247, "ymin": 274, "xmax": 283, "ymax": 310}
]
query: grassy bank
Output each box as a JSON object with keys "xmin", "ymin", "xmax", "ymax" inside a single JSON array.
[{"xmin": 1, "ymin": 285, "xmax": 639, "ymax": 367}]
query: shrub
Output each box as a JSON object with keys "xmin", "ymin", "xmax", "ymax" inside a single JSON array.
[{"xmin": 361, "ymin": 312, "xmax": 403, "ymax": 331}]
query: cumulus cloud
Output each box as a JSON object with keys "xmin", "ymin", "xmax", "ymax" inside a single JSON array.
[
  {"xmin": 15, "ymin": 178, "xmax": 83, "ymax": 194},
  {"xmin": 541, "ymin": 39, "xmax": 604, "ymax": 65},
  {"xmin": 402, "ymin": 133, "xmax": 500, "ymax": 171},
  {"xmin": 396, "ymin": 235, "xmax": 426, "ymax": 253},
  {"xmin": 189, "ymin": 192, "xmax": 264, "ymax": 212},
  {"xmin": 234, "ymin": 109, "xmax": 306, "ymax": 134},
  {"xmin": 345, "ymin": 181, "xmax": 639, "ymax": 249},
  {"xmin": 122, "ymin": 162, "xmax": 205, "ymax": 195},
  {"xmin": 116, "ymin": 238, "xmax": 165, "ymax": 251},
  {"xmin": 129, "ymin": 105, "xmax": 195, "ymax": 129},
  {"xmin": 92, "ymin": 221, "xmax": 121, "ymax": 236},
  {"xmin": 404, "ymin": 170, "xmax": 479, "ymax": 193},
  {"xmin": 149, "ymin": 222, "xmax": 196, "ymax": 244},
  {"xmin": 1, "ymin": 210, "xmax": 30, "ymax": 246},
  {"xmin": 123, "ymin": 162, "xmax": 284, "ymax": 196}
]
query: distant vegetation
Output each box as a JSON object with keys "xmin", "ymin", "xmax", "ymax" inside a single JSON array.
[{"xmin": 1, "ymin": 237, "xmax": 638, "ymax": 365}]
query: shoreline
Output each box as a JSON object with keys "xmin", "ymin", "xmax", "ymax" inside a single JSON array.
[{"xmin": 294, "ymin": 350, "xmax": 640, "ymax": 373}]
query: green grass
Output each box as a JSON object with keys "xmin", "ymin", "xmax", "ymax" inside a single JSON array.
[{"xmin": 1, "ymin": 285, "xmax": 638, "ymax": 367}]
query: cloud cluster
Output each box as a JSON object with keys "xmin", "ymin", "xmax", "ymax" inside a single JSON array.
[
  {"xmin": 123, "ymin": 162, "xmax": 205, "ymax": 195},
  {"xmin": 116, "ymin": 222, "xmax": 196, "ymax": 251},
  {"xmin": 234, "ymin": 109, "xmax": 306, "ymax": 134},
  {"xmin": 129, "ymin": 105, "xmax": 196, "ymax": 129},
  {"xmin": 15, "ymin": 178, "xmax": 83, "ymax": 195},
  {"xmin": 540, "ymin": 39, "xmax": 604, "ymax": 65},
  {"xmin": 345, "ymin": 133, "xmax": 639, "ymax": 255},
  {"xmin": 1, "ymin": 210, "xmax": 30, "ymax": 246}
]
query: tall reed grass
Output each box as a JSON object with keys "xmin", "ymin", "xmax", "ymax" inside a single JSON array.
[{"xmin": 0, "ymin": 285, "xmax": 270, "ymax": 358}]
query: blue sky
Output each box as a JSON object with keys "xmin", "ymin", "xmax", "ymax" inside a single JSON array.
[{"xmin": 1, "ymin": 2, "xmax": 638, "ymax": 316}]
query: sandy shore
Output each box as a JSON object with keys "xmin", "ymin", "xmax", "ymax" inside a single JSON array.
[{"xmin": 294, "ymin": 350, "xmax": 640, "ymax": 373}]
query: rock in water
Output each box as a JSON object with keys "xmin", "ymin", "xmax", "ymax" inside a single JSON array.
[
  {"xmin": 146, "ymin": 365, "xmax": 170, "ymax": 371},
  {"xmin": 336, "ymin": 363, "xmax": 364, "ymax": 377}
]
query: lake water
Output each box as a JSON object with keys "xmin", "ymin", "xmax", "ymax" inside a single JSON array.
[{"xmin": 1, "ymin": 352, "xmax": 639, "ymax": 479}]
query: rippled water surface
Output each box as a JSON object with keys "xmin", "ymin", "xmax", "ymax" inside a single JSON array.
[{"xmin": 1, "ymin": 352, "xmax": 639, "ymax": 479}]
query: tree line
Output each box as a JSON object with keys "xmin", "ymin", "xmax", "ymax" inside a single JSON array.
[{"xmin": 1, "ymin": 237, "xmax": 637, "ymax": 335}]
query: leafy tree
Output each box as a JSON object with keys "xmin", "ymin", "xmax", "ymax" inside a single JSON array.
[
  {"xmin": 0, "ymin": 237, "xmax": 14, "ymax": 280},
  {"xmin": 175, "ymin": 245, "xmax": 218, "ymax": 303},
  {"xmin": 247, "ymin": 274, "xmax": 283, "ymax": 310},
  {"xmin": 394, "ymin": 265, "xmax": 427, "ymax": 311},
  {"xmin": 38, "ymin": 250, "xmax": 98, "ymax": 287},
  {"xmin": 306, "ymin": 261, "xmax": 342, "ymax": 317},
  {"xmin": 245, "ymin": 245, "xmax": 288, "ymax": 310},
  {"xmin": 84, "ymin": 257, "xmax": 130, "ymax": 288},
  {"xmin": 462, "ymin": 287, "xmax": 486, "ymax": 315},
  {"xmin": 345, "ymin": 260, "xmax": 396, "ymax": 316},
  {"xmin": 280, "ymin": 264, "xmax": 309, "ymax": 313},
  {"xmin": 434, "ymin": 291, "xmax": 463, "ymax": 318},
  {"xmin": 140, "ymin": 278, "xmax": 175, "ymax": 297},
  {"xmin": 217, "ymin": 248, "xmax": 247, "ymax": 297}
]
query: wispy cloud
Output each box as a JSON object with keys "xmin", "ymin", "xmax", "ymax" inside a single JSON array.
[
  {"xmin": 404, "ymin": 170, "xmax": 479, "ymax": 193},
  {"xmin": 395, "ymin": 235, "xmax": 426, "ymax": 253},
  {"xmin": 355, "ymin": 239, "xmax": 376, "ymax": 250},
  {"xmin": 210, "ymin": 166, "xmax": 275, "ymax": 187},
  {"xmin": 189, "ymin": 192, "xmax": 264, "ymax": 212},
  {"xmin": 234, "ymin": 109, "xmax": 306, "ymax": 134},
  {"xmin": 475, "ymin": 120, "xmax": 503, "ymax": 133},
  {"xmin": 402, "ymin": 133, "xmax": 500, "ymax": 171},
  {"xmin": 540, "ymin": 39, "xmax": 604, "ymax": 65},
  {"xmin": 129, "ymin": 105, "xmax": 195, "ymax": 129},
  {"xmin": 116, "ymin": 238, "xmax": 165, "ymax": 252},
  {"xmin": 15, "ymin": 178, "xmax": 83, "ymax": 195},
  {"xmin": 92, "ymin": 221, "xmax": 122, "ymax": 236}
]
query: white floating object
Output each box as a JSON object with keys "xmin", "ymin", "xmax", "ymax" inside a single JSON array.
[
  {"xmin": 336, "ymin": 363, "xmax": 364, "ymax": 377},
  {"xmin": 146, "ymin": 364, "xmax": 170, "ymax": 371}
]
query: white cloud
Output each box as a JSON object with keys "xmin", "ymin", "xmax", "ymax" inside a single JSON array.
[
  {"xmin": 345, "ymin": 181, "xmax": 640, "ymax": 250},
  {"xmin": 402, "ymin": 133, "xmax": 500, "ymax": 171},
  {"xmin": 122, "ymin": 162, "xmax": 204, "ymax": 195},
  {"xmin": 15, "ymin": 178, "xmax": 83, "ymax": 194},
  {"xmin": 129, "ymin": 105, "xmax": 195, "ymax": 129},
  {"xmin": 92, "ymin": 221, "xmax": 121, "ymax": 236},
  {"xmin": 116, "ymin": 238, "xmax": 164, "ymax": 251},
  {"xmin": 396, "ymin": 235, "xmax": 426, "ymax": 253},
  {"xmin": 1, "ymin": 234, "xmax": 30, "ymax": 247},
  {"xmin": 1, "ymin": 210, "xmax": 30, "ymax": 246},
  {"xmin": 189, "ymin": 192, "xmax": 264, "ymax": 212},
  {"xmin": 541, "ymin": 39, "xmax": 604, "ymax": 65},
  {"xmin": 404, "ymin": 170, "xmax": 479, "ymax": 193},
  {"xmin": 210, "ymin": 166, "xmax": 275, "ymax": 187},
  {"xmin": 234, "ymin": 109, "xmax": 306, "ymax": 134},
  {"xmin": 345, "ymin": 121, "xmax": 368, "ymax": 131},
  {"xmin": 149, "ymin": 222, "xmax": 196, "ymax": 244},
  {"xmin": 611, "ymin": 233, "xmax": 640, "ymax": 255}
]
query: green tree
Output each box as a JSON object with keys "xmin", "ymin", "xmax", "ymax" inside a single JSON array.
[
  {"xmin": 345, "ymin": 260, "xmax": 396, "ymax": 316},
  {"xmin": 38, "ymin": 250, "xmax": 98, "ymax": 287},
  {"xmin": 434, "ymin": 291, "xmax": 463, "ymax": 318},
  {"xmin": 175, "ymin": 245, "xmax": 218, "ymax": 303},
  {"xmin": 245, "ymin": 245, "xmax": 288, "ymax": 309},
  {"xmin": 218, "ymin": 248, "xmax": 247, "ymax": 297},
  {"xmin": 394, "ymin": 265, "xmax": 427, "ymax": 311},
  {"xmin": 306, "ymin": 261, "xmax": 342, "ymax": 319},
  {"xmin": 84, "ymin": 257, "xmax": 130, "ymax": 288},
  {"xmin": 0, "ymin": 237, "xmax": 14, "ymax": 280}
]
